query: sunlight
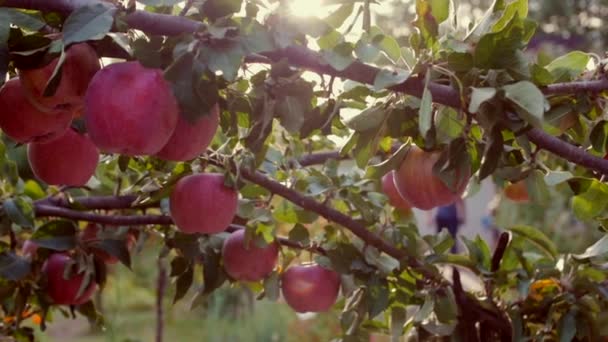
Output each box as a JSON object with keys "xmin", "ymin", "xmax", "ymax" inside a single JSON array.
[{"xmin": 288, "ymin": 0, "xmax": 329, "ymax": 18}]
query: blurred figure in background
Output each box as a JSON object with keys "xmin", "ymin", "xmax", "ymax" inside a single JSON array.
[
  {"xmin": 482, "ymin": 195, "xmax": 502, "ymax": 250},
  {"xmin": 434, "ymin": 199, "xmax": 466, "ymax": 253}
]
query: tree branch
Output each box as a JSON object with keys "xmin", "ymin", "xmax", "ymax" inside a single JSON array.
[{"xmin": 5, "ymin": 0, "xmax": 608, "ymax": 174}]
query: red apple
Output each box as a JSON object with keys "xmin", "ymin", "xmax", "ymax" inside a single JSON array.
[
  {"xmin": 281, "ymin": 264, "xmax": 341, "ymax": 313},
  {"xmin": 27, "ymin": 128, "xmax": 99, "ymax": 186},
  {"xmin": 156, "ymin": 104, "xmax": 220, "ymax": 161},
  {"xmin": 84, "ymin": 61, "xmax": 179, "ymax": 155},
  {"xmin": 170, "ymin": 173, "xmax": 238, "ymax": 234},
  {"xmin": 81, "ymin": 224, "xmax": 136, "ymax": 265},
  {"xmin": 42, "ymin": 253, "xmax": 97, "ymax": 305},
  {"xmin": 0, "ymin": 78, "xmax": 72, "ymax": 143},
  {"xmin": 19, "ymin": 43, "xmax": 100, "ymax": 114},
  {"xmin": 381, "ymin": 171, "xmax": 411, "ymax": 211},
  {"xmin": 222, "ymin": 229, "xmax": 279, "ymax": 282},
  {"xmin": 22, "ymin": 240, "xmax": 38, "ymax": 257},
  {"xmin": 394, "ymin": 146, "xmax": 470, "ymax": 210}
]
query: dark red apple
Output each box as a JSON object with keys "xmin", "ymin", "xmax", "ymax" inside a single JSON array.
[
  {"xmin": 394, "ymin": 146, "xmax": 470, "ymax": 210},
  {"xmin": 381, "ymin": 170, "xmax": 411, "ymax": 211},
  {"xmin": 0, "ymin": 78, "xmax": 72, "ymax": 143},
  {"xmin": 27, "ymin": 128, "xmax": 99, "ymax": 186},
  {"xmin": 156, "ymin": 104, "xmax": 220, "ymax": 161},
  {"xmin": 281, "ymin": 264, "xmax": 341, "ymax": 313},
  {"xmin": 19, "ymin": 43, "xmax": 100, "ymax": 114},
  {"xmin": 84, "ymin": 61, "xmax": 179, "ymax": 155},
  {"xmin": 42, "ymin": 253, "xmax": 97, "ymax": 305},
  {"xmin": 170, "ymin": 173, "xmax": 238, "ymax": 234},
  {"xmin": 222, "ymin": 229, "xmax": 279, "ymax": 282},
  {"xmin": 504, "ymin": 180, "xmax": 529, "ymax": 203}
]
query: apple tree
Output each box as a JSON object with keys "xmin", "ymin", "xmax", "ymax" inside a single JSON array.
[{"xmin": 0, "ymin": 0, "xmax": 608, "ymax": 341}]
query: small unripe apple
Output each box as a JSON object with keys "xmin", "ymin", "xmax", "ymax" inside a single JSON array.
[
  {"xmin": 281, "ymin": 264, "xmax": 341, "ymax": 313},
  {"xmin": 19, "ymin": 43, "xmax": 100, "ymax": 113},
  {"xmin": 156, "ymin": 104, "xmax": 220, "ymax": 161},
  {"xmin": 27, "ymin": 128, "xmax": 99, "ymax": 186},
  {"xmin": 170, "ymin": 173, "xmax": 238, "ymax": 234},
  {"xmin": 81, "ymin": 223, "xmax": 136, "ymax": 265},
  {"xmin": 504, "ymin": 180, "xmax": 529, "ymax": 203},
  {"xmin": 42, "ymin": 253, "xmax": 97, "ymax": 305},
  {"xmin": 381, "ymin": 171, "xmax": 411, "ymax": 211},
  {"xmin": 222, "ymin": 229, "xmax": 279, "ymax": 282},
  {"xmin": 84, "ymin": 61, "xmax": 179, "ymax": 155},
  {"xmin": 394, "ymin": 146, "xmax": 469, "ymax": 210},
  {"xmin": 0, "ymin": 78, "xmax": 72, "ymax": 143}
]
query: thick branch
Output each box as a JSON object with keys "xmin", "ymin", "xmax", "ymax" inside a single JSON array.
[
  {"xmin": 541, "ymin": 78, "xmax": 608, "ymax": 95},
  {"xmin": 5, "ymin": 0, "xmax": 608, "ymax": 174}
]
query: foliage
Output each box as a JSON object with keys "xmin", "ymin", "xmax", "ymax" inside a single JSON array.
[{"xmin": 0, "ymin": 0, "xmax": 607, "ymax": 341}]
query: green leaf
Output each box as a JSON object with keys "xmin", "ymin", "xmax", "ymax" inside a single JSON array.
[
  {"xmin": 373, "ymin": 34, "xmax": 401, "ymax": 63},
  {"xmin": 365, "ymin": 143, "xmax": 410, "ymax": 179},
  {"xmin": 573, "ymin": 235, "xmax": 608, "ymax": 261},
  {"xmin": 468, "ymin": 87, "xmax": 497, "ymax": 113},
  {"xmin": 0, "ymin": 252, "xmax": 31, "ymax": 281},
  {"xmin": 509, "ymin": 225, "xmax": 557, "ymax": 259},
  {"xmin": 544, "ymin": 171, "xmax": 573, "ymax": 187},
  {"xmin": 273, "ymin": 201, "xmax": 299, "ymax": 224},
  {"xmin": 590, "ymin": 120, "xmax": 608, "ymax": 154},
  {"xmin": 355, "ymin": 39, "xmax": 381, "ymax": 63},
  {"xmin": 373, "ymin": 68, "xmax": 410, "ymax": 90},
  {"xmin": 317, "ymin": 30, "xmax": 343, "ymax": 50},
  {"xmin": 321, "ymin": 42, "xmax": 354, "ymax": 71},
  {"xmin": 288, "ymin": 224, "xmax": 310, "ymax": 245},
  {"xmin": 173, "ymin": 266, "xmax": 194, "ymax": 303},
  {"xmin": 198, "ymin": 44, "xmax": 245, "ymax": 81},
  {"xmin": 23, "ymin": 180, "xmax": 45, "ymax": 200},
  {"xmin": 572, "ymin": 179, "xmax": 608, "ymax": 220},
  {"xmin": 138, "ymin": 0, "xmax": 182, "ymax": 5},
  {"xmin": 430, "ymin": 0, "xmax": 450, "ymax": 23},
  {"xmin": 418, "ymin": 74, "xmax": 433, "ymax": 139},
  {"xmin": 263, "ymin": 271, "xmax": 280, "ymax": 301},
  {"xmin": 89, "ymin": 239, "xmax": 132, "ymax": 268},
  {"xmin": 202, "ymin": 0, "xmax": 243, "ymax": 20},
  {"xmin": 503, "ymin": 81, "xmax": 546, "ymax": 127},
  {"xmin": 323, "ymin": 3, "xmax": 354, "ymax": 28},
  {"xmin": 0, "ymin": 8, "xmax": 46, "ymax": 31},
  {"xmin": 391, "ymin": 306, "xmax": 407, "ymax": 340},
  {"xmin": 4, "ymin": 197, "xmax": 35, "ymax": 228},
  {"xmin": 31, "ymin": 220, "xmax": 78, "ymax": 251},
  {"xmin": 478, "ymin": 127, "xmax": 503, "ymax": 180},
  {"xmin": 42, "ymin": 47, "xmax": 66, "ymax": 97},
  {"xmin": 414, "ymin": 297, "xmax": 434, "ymax": 322},
  {"xmin": 434, "ymin": 288, "xmax": 457, "ymax": 323},
  {"xmin": 62, "ymin": 3, "xmax": 115, "ymax": 45},
  {"xmin": 366, "ymin": 276, "xmax": 389, "ymax": 318},
  {"xmin": 525, "ymin": 169, "xmax": 551, "ymax": 205},
  {"xmin": 343, "ymin": 105, "xmax": 388, "ymax": 132},
  {"xmin": 276, "ymin": 96, "xmax": 310, "ymax": 133},
  {"xmin": 545, "ymin": 51, "xmax": 590, "ymax": 82},
  {"xmin": 557, "ymin": 310, "xmax": 577, "ymax": 342}
]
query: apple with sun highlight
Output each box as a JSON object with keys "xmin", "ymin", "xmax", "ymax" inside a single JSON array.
[{"xmin": 381, "ymin": 170, "xmax": 411, "ymax": 211}]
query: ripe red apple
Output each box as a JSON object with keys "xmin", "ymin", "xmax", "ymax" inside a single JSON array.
[
  {"xmin": 27, "ymin": 128, "xmax": 99, "ymax": 186},
  {"xmin": 84, "ymin": 61, "xmax": 179, "ymax": 155},
  {"xmin": 381, "ymin": 170, "xmax": 411, "ymax": 211},
  {"xmin": 22, "ymin": 240, "xmax": 38, "ymax": 257},
  {"xmin": 170, "ymin": 173, "xmax": 238, "ymax": 234},
  {"xmin": 156, "ymin": 104, "xmax": 220, "ymax": 161},
  {"xmin": 504, "ymin": 180, "xmax": 529, "ymax": 203},
  {"xmin": 222, "ymin": 229, "xmax": 279, "ymax": 282},
  {"xmin": 42, "ymin": 253, "xmax": 97, "ymax": 305},
  {"xmin": 281, "ymin": 264, "xmax": 341, "ymax": 313},
  {"xmin": 394, "ymin": 146, "xmax": 470, "ymax": 210},
  {"xmin": 0, "ymin": 78, "xmax": 72, "ymax": 143},
  {"xmin": 81, "ymin": 224, "xmax": 136, "ymax": 265},
  {"xmin": 19, "ymin": 43, "xmax": 100, "ymax": 114}
]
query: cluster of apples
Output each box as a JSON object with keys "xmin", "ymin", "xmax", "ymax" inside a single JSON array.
[
  {"xmin": 6, "ymin": 42, "xmax": 340, "ymax": 313},
  {"xmin": 22, "ymin": 224, "xmax": 136, "ymax": 305},
  {"xmin": 170, "ymin": 174, "xmax": 341, "ymax": 313},
  {"xmin": 381, "ymin": 146, "xmax": 471, "ymax": 211},
  {"xmin": 0, "ymin": 43, "xmax": 221, "ymax": 187}
]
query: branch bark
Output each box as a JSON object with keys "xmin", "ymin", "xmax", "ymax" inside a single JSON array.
[{"xmin": 4, "ymin": 0, "xmax": 608, "ymax": 174}]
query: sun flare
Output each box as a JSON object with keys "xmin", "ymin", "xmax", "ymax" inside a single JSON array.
[{"xmin": 288, "ymin": 0, "xmax": 329, "ymax": 18}]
